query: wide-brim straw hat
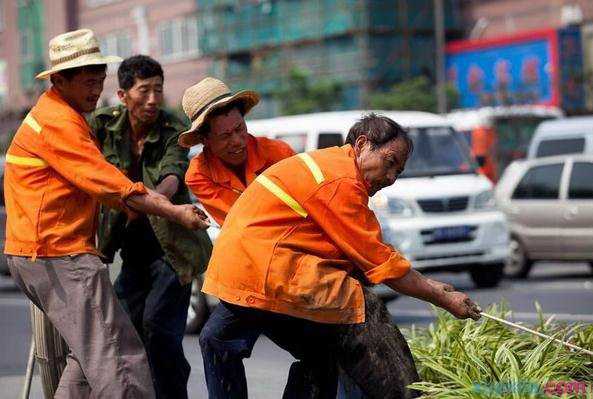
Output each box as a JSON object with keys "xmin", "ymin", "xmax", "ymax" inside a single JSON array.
[
  {"xmin": 178, "ymin": 77, "xmax": 260, "ymax": 148},
  {"xmin": 36, "ymin": 29, "xmax": 122, "ymax": 80}
]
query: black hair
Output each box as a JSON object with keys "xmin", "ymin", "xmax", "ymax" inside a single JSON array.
[
  {"xmin": 346, "ymin": 113, "xmax": 413, "ymax": 154},
  {"xmin": 50, "ymin": 64, "xmax": 107, "ymax": 84},
  {"xmin": 117, "ymin": 55, "xmax": 164, "ymax": 90}
]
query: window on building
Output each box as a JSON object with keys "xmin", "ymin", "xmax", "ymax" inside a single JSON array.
[
  {"xmin": 512, "ymin": 163, "xmax": 563, "ymax": 200},
  {"xmin": 568, "ymin": 162, "xmax": 593, "ymax": 199},
  {"xmin": 100, "ymin": 30, "xmax": 132, "ymax": 73},
  {"xmin": 0, "ymin": 0, "xmax": 5, "ymax": 32},
  {"xmin": 86, "ymin": 0, "xmax": 121, "ymax": 7},
  {"xmin": 0, "ymin": 60, "xmax": 7, "ymax": 110},
  {"xmin": 158, "ymin": 16, "xmax": 199, "ymax": 61}
]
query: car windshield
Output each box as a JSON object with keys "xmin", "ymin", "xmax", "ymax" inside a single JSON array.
[{"xmin": 401, "ymin": 127, "xmax": 477, "ymax": 178}]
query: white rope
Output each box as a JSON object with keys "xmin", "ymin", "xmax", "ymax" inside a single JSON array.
[{"xmin": 480, "ymin": 312, "xmax": 593, "ymax": 357}]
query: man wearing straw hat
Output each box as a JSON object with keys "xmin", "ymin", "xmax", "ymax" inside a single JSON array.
[
  {"xmin": 181, "ymin": 77, "xmax": 295, "ymax": 226},
  {"xmin": 4, "ymin": 29, "xmax": 209, "ymax": 398}
]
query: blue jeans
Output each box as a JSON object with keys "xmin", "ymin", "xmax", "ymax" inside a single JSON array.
[
  {"xmin": 114, "ymin": 257, "xmax": 192, "ymax": 399},
  {"xmin": 199, "ymin": 301, "xmax": 340, "ymax": 399},
  {"xmin": 199, "ymin": 289, "xmax": 419, "ymax": 399}
]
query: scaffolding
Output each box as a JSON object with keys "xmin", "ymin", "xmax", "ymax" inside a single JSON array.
[{"xmin": 196, "ymin": 0, "xmax": 462, "ymax": 117}]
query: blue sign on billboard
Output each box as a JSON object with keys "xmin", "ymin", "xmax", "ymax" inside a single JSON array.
[
  {"xmin": 446, "ymin": 32, "xmax": 555, "ymax": 109},
  {"xmin": 558, "ymin": 26, "xmax": 585, "ymax": 111}
]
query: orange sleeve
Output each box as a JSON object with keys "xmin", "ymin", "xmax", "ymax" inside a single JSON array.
[
  {"xmin": 185, "ymin": 159, "xmax": 234, "ymax": 226},
  {"xmin": 303, "ymin": 177, "xmax": 411, "ymax": 284},
  {"xmin": 35, "ymin": 115, "xmax": 146, "ymax": 209}
]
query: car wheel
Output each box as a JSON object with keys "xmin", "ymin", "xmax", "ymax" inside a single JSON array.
[
  {"xmin": 504, "ymin": 237, "xmax": 533, "ymax": 279},
  {"xmin": 185, "ymin": 278, "xmax": 210, "ymax": 334},
  {"xmin": 470, "ymin": 263, "xmax": 504, "ymax": 288}
]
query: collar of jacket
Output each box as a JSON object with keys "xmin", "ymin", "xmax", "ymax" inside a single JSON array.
[
  {"xmin": 342, "ymin": 144, "xmax": 372, "ymax": 195},
  {"xmin": 46, "ymin": 87, "xmax": 97, "ymax": 140},
  {"xmin": 104, "ymin": 105, "xmax": 163, "ymax": 145},
  {"xmin": 203, "ymin": 134, "xmax": 268, "ymax": 191},
  {"xmin": 47, "ymin": 87, "xmax": 77, "ymax": 112}
]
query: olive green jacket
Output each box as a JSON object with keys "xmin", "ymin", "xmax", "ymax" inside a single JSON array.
[{"xmin": 88, "ymin": 105, "xmax": 212, "ymax": 285}]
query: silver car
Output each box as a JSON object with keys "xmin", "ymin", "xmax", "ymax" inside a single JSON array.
[{"xmin": 495, "ymin": 155, "xmax": 593, "ymax": 278}]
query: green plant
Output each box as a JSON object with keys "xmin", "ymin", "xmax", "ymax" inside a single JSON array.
[
  {"xmin": 368, "ymin": 76, "xmax": 459, "ymax": 113},
  {"xmin": 403, "ymin": 303, "xmax": 593, "ymax": 398},
  {"xmin": 273, "ymin": 68, "xmax": 343, "ymax": 115}
]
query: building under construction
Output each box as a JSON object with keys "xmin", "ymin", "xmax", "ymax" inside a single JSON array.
[{"xmin": 196, "ymin": 0, "xmax": 463, "ymax": 118}]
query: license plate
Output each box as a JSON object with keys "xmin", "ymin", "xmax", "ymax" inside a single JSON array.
[{"xmin": 432, "ymin": 226, "xmax": 472, "ymax": 241}]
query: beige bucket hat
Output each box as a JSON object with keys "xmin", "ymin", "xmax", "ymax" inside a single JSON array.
[
  {"xmin": 178, "ymin": 77, "xmax": 260, "ymax": 148},
  {"xmin": 35, "ymin": 29, "xmax": 122, "ymax": 80}
]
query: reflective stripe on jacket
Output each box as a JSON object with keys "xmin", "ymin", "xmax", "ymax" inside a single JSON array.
[
  {"xmin": 202, "ymin": 145, "xmax": 411, "ymax": 324},
  {"xmin": 185, "ymin": 134, "xmax": 295, "ymax": 226},
  {"xmin": 4, "ymin": 88, "xmax": 146, "ymax": 258}
]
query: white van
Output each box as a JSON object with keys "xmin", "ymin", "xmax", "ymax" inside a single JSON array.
[
  {"xmin": 528, "ymin": 116, "xmax": 593, "ymax": 159},
  {"xmin": 247, "ymin": 110, "xmax": 510, "ymax": 288}
]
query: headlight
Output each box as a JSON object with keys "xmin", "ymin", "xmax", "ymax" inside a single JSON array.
[
  {"xmin": 388, "ymin": 198, "xmax": 415, "ymax": 217},
  {"xmin": 370, "ymin": 194, "xmax": 415, "ymax": 218},
  {"xmin": 474, "ymin": 189, "xmax": 496, "ymax": 210}
]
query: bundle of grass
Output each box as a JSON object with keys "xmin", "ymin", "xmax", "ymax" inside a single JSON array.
[{"xmin": 404, "ymin": 303, "xmax": 593, "ymax": 398}]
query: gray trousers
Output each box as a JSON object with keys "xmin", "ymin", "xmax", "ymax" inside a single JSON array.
[{"xmin": 8, "ymin": 254, "xmax": 155, "ymax": 399}]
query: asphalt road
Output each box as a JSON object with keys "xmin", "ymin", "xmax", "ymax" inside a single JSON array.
[{"xmin": 0, "ymin": 262, "xmax": 591, "ymax": 398}]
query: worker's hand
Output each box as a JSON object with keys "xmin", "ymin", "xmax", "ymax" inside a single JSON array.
[
  {"xmin": 439, "ymin": 291, "xmax": 482, "ymax": 321},
  {"xmin": 174, "ymin": 204, "xmax": 211, "ymax": 230},
  {"xmin": 193, "ymin": 205, "xmax": 210, "ymax": 221},
  {"xmin": 427, "ymin": 279, "xmax": 455, "ymax": 294},
  {"xmin": 156, "ymin": 175, "xmax": 180, "ymax": 200}
]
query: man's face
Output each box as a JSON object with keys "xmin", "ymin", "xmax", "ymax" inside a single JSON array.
[
  {"xmin": 204, "ymin": 107, "xmax": 248, "ymax": 166},
  {"xmin": 54, "ymin": 69, "xmax": 106, "ymax": 113},
  {"xmin": 354, "ymin": 136, "xmax": 410, "ymax": 196},
  {"xmin": 118, "ymin": 75, "xmax": 163, "ymax": 125}
]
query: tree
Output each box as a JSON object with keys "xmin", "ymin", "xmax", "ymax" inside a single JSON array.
[
  {"xmin": 274, "ymin": 68, "xmax": 343, "ymax": 115},
  {"xmin": 368, "ymin": 76, "xmax": 458, "ymax": 113}
]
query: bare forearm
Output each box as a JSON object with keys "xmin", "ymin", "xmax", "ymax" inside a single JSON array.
[
  {"xmin": 125, "ymin": 189, "xmax": 210, "ymax": 230},
  {"xmin": 125, "ymin": 189, "xmax": 181, "ymax": 221},
  {"xmin": 385, "ymin": 269, "xmax": 482, "ymax": 320},
  {"xmin": 385, "ymin": 269, "xmax": 443, "ymax": 307},
  {"xmin": 156, "ymin": 175, "xmax": 180, "ymax": 199}
]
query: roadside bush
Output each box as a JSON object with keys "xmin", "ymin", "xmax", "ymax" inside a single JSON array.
[{"xmin": 404, "ymin": 303, "xmax": 593, "ymax": 398}]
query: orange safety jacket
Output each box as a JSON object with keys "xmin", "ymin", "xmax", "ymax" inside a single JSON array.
[
  {"xmin": 185, "ymin": 134, "xmax": 294, "ymax": 226},
  {"xmin": 472, "ymin": 126, "xmax": 498, "ymax": 182},
  {"xmin": 202, "ymin": 145, "xmax": 411, "ymax": 324},
  {"xmin": 3, "ymin": 88, "xmax": 146, "ymax": 259}
]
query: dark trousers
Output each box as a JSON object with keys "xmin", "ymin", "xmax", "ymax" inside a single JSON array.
[
  {"xmin": 199, "ymin": 301, "xmax": 340, "ymax": 399},
  {"xmin": 199, "ymin": 288, "xmax": 420, "ymax": 399},
  {"xmin": 114, "ymin": 257, "xmax": 192, "ymax": 399}
]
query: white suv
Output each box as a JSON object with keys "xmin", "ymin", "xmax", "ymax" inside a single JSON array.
[
  {"xmin": 246, "ymin": 111, "xmax": 510, "ymax": 288},
  {"xmin": 369, "ymin": 124, "xmax": 509, "ymax": 288}
]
